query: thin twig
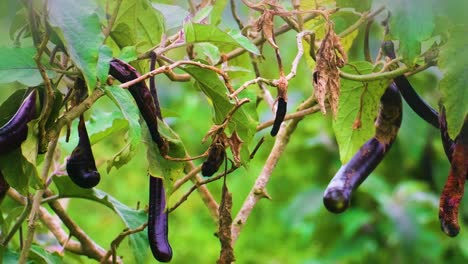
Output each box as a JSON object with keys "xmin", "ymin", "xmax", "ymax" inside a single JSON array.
[
  {"xmin": 18, "ymin": 138, "xmax": 59, "ymax": 264},
  {"xmin": 103, "ymin": 0, "xmax": 123, "ymax": 42},
  {"xmin": 1, "ymin": 196, "xmax": 32, "ymax": 246},
  {"xmin": 337, "ymin": 6, "xmax": 385, "ymax": 38},
  {"xmin": 256, "ymin": 104, "xmax": 321, "ymax": 131},
  {"xmin": 100, "ymin": 223, "xmax": 148, "ymax": 264},
  {"xmin": 231, "ymin": 96, "xmax": 316, "ymax": 245},
  {"xmin": 339, "ymin": 64, "xmax": 410, "ymax": 82}
]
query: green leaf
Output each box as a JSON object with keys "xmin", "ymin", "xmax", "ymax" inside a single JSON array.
[
  {"xmin": 211, "ymin": 0, "xmax": 228, "ymax": 25},
  {"xmin": 146, "ymin": 119, "xmax": 186, "ymax": 194},
  {"xmin": 118, "ymin": 46, "xmax": 138, "ymax": 62},
  {"xmin": 184, "ymin": 23, "xmax": 260, "ymax": 56},
  {"xmin": 0, "ymin": 89, "xmax": 27, "ymax": 126},
  {"xmin": 29, "ymin": 245, "xmax": 63, "ymax": 264},
  {"xmin": 336, "ymin": 0, "xmax": 371, "ymax": 11},
  {"xmin": 192, "ymin": 6, "xmax": 213, "ymax": 23},
  {"xmin": 387, "ymin": 0, "xmax": 435, "ymax": 64},
  {"xmin": 182, "ymin": 64, "xmax": 257, "ymax": 166},
  {"xmin": 96, "ymin": 45, "xmax": 112, "ymax": 83},
  {"xmin": 0, "ymin": 47, "xmax": 56, "ymax": 86},
  {"xmin": 111, "ymin": 0, "xmax": 165, "ymax": 53},
  {"xmin": 152, "ymin": 3, "xmax": 189, "ymax": 31},
  {"xmin": 52, "ymin": 176, "xmax": 149, "ymax": 264},
  {"xmin": 438, "ymin": 26, "xmax": 468, "ymax": 138},
  {"xmin": 48, "ymin": 0, "xmax": 106, "ymax": 90},
  {"xmin": 87, "ymin": 113, "xmax": 128, "ymax": 145},
  {"xmin": 105, "ymin": 86, "xmax": 142, "ymax": 172},
  {"xmin": 333, "ymin": 61, "xmax": 389, "ymax": 163},
  {"xmin": 0, "ymin": 148, "xmax": 37, "ymax": 195}
]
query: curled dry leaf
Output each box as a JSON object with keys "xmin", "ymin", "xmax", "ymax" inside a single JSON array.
[
  {"xmin": 313, "ymin": 22, "xmax": 347, "ymax": 117},
  {"xmin": 228, "ymin": 131, "xmax": 243, "ymax": 167}
]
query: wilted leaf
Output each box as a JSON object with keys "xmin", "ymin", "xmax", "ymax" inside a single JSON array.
[{"xmin": 313, "ymin": 22, "xmax": 347, "ymax": 116}]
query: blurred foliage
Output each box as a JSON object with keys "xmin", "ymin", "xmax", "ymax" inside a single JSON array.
[{"xmin": 0, "ymin": 0, "xmax": 467, "ymax": 264}]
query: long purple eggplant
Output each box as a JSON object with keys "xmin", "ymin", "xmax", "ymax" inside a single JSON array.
[
  {"xmin": 148, "ymin": 176, "xmax": 172, "ymax": 262},
  {"xmin": 0, "ymin": 90, "xmax": 36, "ymax": 155},
  {"xmin": 108, "ymin": 59, "xmax": 165, "ymax": 150},
  {"xmin": 323, "ymin": 83, "xmax": 402, "ymax": 213}
]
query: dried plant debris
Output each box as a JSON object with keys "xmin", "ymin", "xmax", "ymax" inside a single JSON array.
[{"xmin": 313, "ymin": 22, "xmax": 347, "ymax": 117}]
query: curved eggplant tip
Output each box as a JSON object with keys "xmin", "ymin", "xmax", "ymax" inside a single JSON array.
[
  {"xmin": 323, "ymin": 189, "xmax": 350, "ymax": 214},
  {"xmin": 66, "ymin": 163, "xmax": 101, "ymax": 189},
  {"xmin": 440, "ymin": 219, "xmax": 459, "ymax": 237},
  {"xmin": 151, "ymin": 245, "xmax": 173, "ymax": 262}
]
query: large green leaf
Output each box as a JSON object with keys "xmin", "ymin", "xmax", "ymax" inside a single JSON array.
[
  {"xmin": 110, "ymin": 0, "xmax": 164, "ymax": 53},
  {"xmin": 184, "ymin": 23, "xmax": 260, "ymax": 56},
  {"xmin": 438, "ymin": 26, "xmax": 468, "ymax": 139},
  {"xmin": 182, "ymin": 64, "xmax": 257, "ymax": 166},
  {"xmin": 53, "ymin": 176, "xmax": 148, "ymax": 264},
  {"xmin": 105, "ymin": 86, "xmax": 142, "ymax": 172},
  {"xmin": 0, "ymin": 47, "xmax": 56, "ymax": 86},
  {"xmin": 386, "ymin": 0, "xmax": 435, "ymax": 64},
  {"xmin": 333, "ymin": 61, "xmax": 389, "ymax": 163},
  {"xmin": 48, "ymin": 0, "xmax": 107, "ymax": 90}
]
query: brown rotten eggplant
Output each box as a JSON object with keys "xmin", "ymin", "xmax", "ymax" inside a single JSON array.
[
  {"xmin": 201, "ymin": 142, "xmax": 225, "ymax": 177},
  {"xmin": 0, "ymin": 90, "xmax": 37, "ymax": 155},
  {"xmin": 148, "ymin": 176, "xmax": 172, "ymax": 262},
  {"xmin": 323, "ymin": 83, "xmax": 402, "ymax": 213},
  {"xmin": 439, "ymin": 117, "xmax": 468, "ymax": 237},
  {"xmin": 382, "ymin": 40, "xmax": 439, "ymax": 129},
  {"xmin": 108, "ymin": 59, "xmax": 165, "ymax": 150},
  {"xmin": 66, "ymin": 114, "xmax": 100, "ymax": 188}
]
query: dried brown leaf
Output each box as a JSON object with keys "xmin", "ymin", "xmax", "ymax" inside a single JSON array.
[
  {"xmin": 313, "ymin": 22, "xmax": 347, "ymax": 117},
  {"xmin": 227, "ymin": 131, "xmax": 244, "ymax": 167},
  {"xmin": 217, "ymin": 180, "xmax": 235, "ymax": 264}
]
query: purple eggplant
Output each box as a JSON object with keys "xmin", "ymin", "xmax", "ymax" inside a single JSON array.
[
  {"xmin": 323, "ymin": 83, "xmax": 402, "ymax": 213},
  {"xmin": 0, "ymin": 90, "xmax": 36, "ymax": 155},
  {"xmin": 66, "ymin": 114, "xmax": 100, "ymax": 188},
  {"xmin": 148, "ymin": 176, "xmax": 172, "ymax": 262}
]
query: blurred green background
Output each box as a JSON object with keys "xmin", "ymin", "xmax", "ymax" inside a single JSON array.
[{"xmin": 1, "ymin": 1, "xmax": 468, "ymax": 263}]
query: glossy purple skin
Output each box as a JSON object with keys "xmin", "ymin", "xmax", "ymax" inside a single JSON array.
[
  {"xmin": 323, "ymin": 84, "xmax": 402, "ymax": 214},
  {"xmin": 323, "ymin": 138, "xmax": 385, "ymax": 213},
  {"xmin": 0, "ymin": 90, "xmax": 36, "ymax": 155},
  {"xmin": 148, "ymin": 176, "xmax": 172, "ymax": 262},
  {"xmin": 109, "ymin": 59, "xmax": 164, "ymax": 149},
  {"xmin": 66, "ymin": 115, "xmax": 100, "ymax": 188},
  {"xmin": 271, "ymin": 98, "xmax": 287, "ymax": 137}
]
